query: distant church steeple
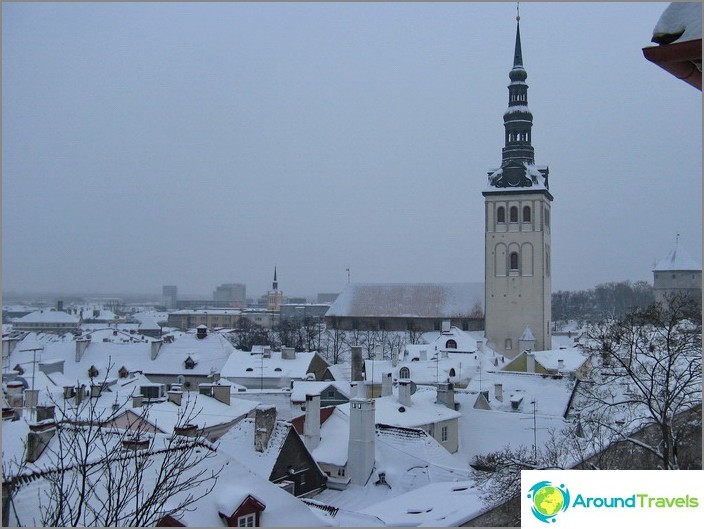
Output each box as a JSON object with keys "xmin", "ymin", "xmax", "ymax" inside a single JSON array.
[
  {"xmin": 482, "ymin": 10, "xmax": 553, "ymax": 357},
  {"xmin": 272, "ymin": 266, "xmax": 279, "ymax": 291},
  {"xmin": 268, "ymin": 266, "xmax": 283, "ymax": 312}
]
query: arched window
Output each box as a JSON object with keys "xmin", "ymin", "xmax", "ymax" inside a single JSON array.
[
  {"xmin": 523, "ymin": 205, "xmax": 531, "ymax": 222},
  {"xmin": 399, "ymin": 366, "xmax": 410, "ymax": 379},
  {"xmin": 497, "ymin": 206, "xmax": 506, "ymax": 223},
  {"xmin": 445, "ymin": 339, "xmax": 457, "ymax": 349},
  {"xmin": 449, "ymin": 368, "xmax": 456, "ymax": 377},
  {"xmin": 510, "ymin": 206, "xmax": 518, "ymax": 223},
  {"xmin": 509, "ymin": 252, "xmax": 519, "ymax": 270}
]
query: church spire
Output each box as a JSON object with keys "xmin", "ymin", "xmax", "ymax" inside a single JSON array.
[
  {"xmin": 487, "ymin": 12, "xmax": 549, "ymax": 192},
  {"xmin": 272, "ymin": 266, "xmax": 278, "ymax": 290}
]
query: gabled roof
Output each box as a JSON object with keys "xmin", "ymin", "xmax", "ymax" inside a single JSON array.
[
  {"xmin": 325, "ymin": 283, "xmax": 484, "ymax": 319},
  {"xmin": 15, "ymin": 310, "xmax": 80, "ymax": 324},
  {"xmin": 221, "ymin": 351, "xmax": 320, "ymax": 380},
  {"xmin": 290, "ymin": 380, "xmax": 351, "ymax": 403}
]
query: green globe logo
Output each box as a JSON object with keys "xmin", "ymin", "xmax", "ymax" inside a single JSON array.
[{"xmin": 527, "ymin": 481, "xmax": 570, "ymax": 523}]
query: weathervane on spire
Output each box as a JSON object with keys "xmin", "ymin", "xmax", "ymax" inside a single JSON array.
[{"xmin": 516, "ymin": 1, "xmax": 520, "ymax": 22}]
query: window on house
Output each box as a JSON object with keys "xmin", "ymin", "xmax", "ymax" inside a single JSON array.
[
  {"xmin": 237, "ymin": 513, "xmax": 256, "ymax": 527},
  {"xmin": 445, "ymin": 339, "xmax": 457, "ymax": 349},
  {"xmin": 510, "ymin": 206, "xmax": 518, "ymax": 223},
  {"xmin": 327, "ymin": 389, "xmax": 335, "ymax": 398},
  {"xmin": 449, "ymin": 368, "xmax": 456, "ymax": 377},
  {"xmin": 509, "ymin": 252, "xmax": 519, "ymax": 270},
  {"xmin": 497, "ymin": 206, "xmax": 506, "ymax": 223},
  {"xmin": 441, "ymin": 426, "xmax": 448, "ymax": 442},
  {"xmin": 523, "ymin": 205, "xmax": 531, "ymax": 222},
  {"xmin": 399, "ymin": 367, "xmax": 410, "ymax": 379}
]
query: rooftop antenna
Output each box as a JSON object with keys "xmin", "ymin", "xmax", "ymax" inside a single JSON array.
[{"xmin": 346, "ymin": 268, "xmax": 351, "ymax": 284}]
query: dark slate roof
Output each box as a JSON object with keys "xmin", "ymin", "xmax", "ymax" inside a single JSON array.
[{"xmin": 325, "ymin": 283, "xmax": 484, "ymax": 319}]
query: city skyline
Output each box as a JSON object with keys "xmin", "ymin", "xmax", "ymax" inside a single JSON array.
[{"xmin": 2, "ymin": 2, "xmax": 701, "ymax": 300}]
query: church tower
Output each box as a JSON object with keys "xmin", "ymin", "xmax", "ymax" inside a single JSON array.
[
  {"xmin": 267, "ymin": 266, "xmax": 284, "ymax": 311},
  {"xmin": 483, "ymin": 15, "xmax": 553, "ymax": 358}
]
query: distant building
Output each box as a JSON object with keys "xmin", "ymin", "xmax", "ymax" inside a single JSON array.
[
  {"xmin": 13, "ymin": 309, "xmax": 81, "ymax": 334},
  {"xmin": 167, "ymin": 309, "xmax": 242, "ymax": 330},
  {"xmin": 162, "ymin": 285, "xmax": 178, "ymax": 309},
  {"xmin": 653, "ymin": 237, "xmax": 702, "ymax": 307},
  {"xmin": 279, "ymin": 303, "xmax": 330, "ymax": 322},
  {"xmin": 325, "ymin": 283, "xmax": 484, "ymax": 332},
  {"xmin": 213, "ymin": 283, "xmax": 247, "ymax": 306},
  {"xmin": 316, "ymin": 293, "xmax": 339, "ymax": 304}
]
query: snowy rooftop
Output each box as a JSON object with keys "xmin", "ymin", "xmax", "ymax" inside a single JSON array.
[
  {"xmin": 221, "ymin": 350, "xmax": 320, "ymax": 380},
  {"xmin": 653, "ymin": 242, "xmax": 701, "ymax": 271},
  {"xmin": 15, "ymin": 309, "xmax": 80, "ymax": 324},
  {"xmin": 326, "ymin": 283, "xmax": 484, "ymax": 319},
  {"xmin": 290, "ymin": 380, "xmax": 351, "ymax": 403},
  {"xmin": 652, "ymin": 2, "xmax": 702, "ymax": 44}
]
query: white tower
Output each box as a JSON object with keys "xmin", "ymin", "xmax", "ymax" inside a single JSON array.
[
  {"xmin": 347, "ymin": 398, "xmax": 375, "ymax": 486},
  {"xmin": 483, "ymin": 17, "xmax": 552, "ymax": 358}
]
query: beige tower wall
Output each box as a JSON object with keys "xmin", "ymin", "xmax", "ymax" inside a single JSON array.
[{"xmin": 484, "ymin": 191, "xmax": 552, "ymax": 358}]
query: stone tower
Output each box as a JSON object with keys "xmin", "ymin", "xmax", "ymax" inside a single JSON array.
[{"xmin": 483, "ymin": 17, "xmax": 553, "ymax": 358}]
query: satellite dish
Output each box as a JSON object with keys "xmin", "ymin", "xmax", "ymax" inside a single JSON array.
[{"xmin": 409, "ymin": 381, "xmax": 417, "ymax": 395}]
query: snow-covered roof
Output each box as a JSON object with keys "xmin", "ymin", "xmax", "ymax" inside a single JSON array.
[
  {"xmin": 419, "ymin": 326, "xmax": 480, "ymax": 353},
  {"xmin": 290, "ymin": 380, "xmax": 351, "ymax": 403},
  {"xmin": 652, "ymin": 2, "xmax": 702, "ymax": 44},
  {"xmin": 221, "ymin": 350, "xmax": 319, "ymax": 380},
  {"xmin": 653, "ymin": 243, "xmax": 701, "ymax": 271},
  {"xmin": 326, "ymin": 283, "xmax": 484, "ymax": 318},
  {"xmin": 216, "ymin": 418, "xmax": 292, "ymax": 479},
  {"xmin": 363, "ymin": 357, "xmax": 472, "ymax": 386},
  {"xmin": 358, "ymin": 480, "xmax": 484, "ymax": 527},
  {"xmin": 15, "ymin": 309, "xmax": 80, "ymax": 324},
  {"xmin": 533, "ymin": 347, "xmax": 590, "ymax": 373}
]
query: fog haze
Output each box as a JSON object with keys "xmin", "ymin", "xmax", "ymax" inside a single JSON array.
[{"xmin": 2, "ymin": 2, "xmax": 701, "ymax": 300}]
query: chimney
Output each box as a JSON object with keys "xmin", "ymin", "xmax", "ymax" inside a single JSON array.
[
  {"xmin": 24, "ymin": 389, "xmax": 39, "ymax": 410},
  {"xmin": 211, "ymin": 384, "xmax": 230, "ymax": 406},
  {"xmin": 519, "ymin": 327, "xmax": 536, "ymax": 355},
  {"xmin": 75, "ymin": 338, "xmax": 90, "ymax": 362},
  {"xmin": 350, "ymin": 382, "xmax": 358, "ymax": 398},
  {"xmin": 254, "ymin": 405, "xmax": 277, "ymax": 452},
  {"xmin": 494, "ymin": 383, "xmax": 504, "ymax": 402},
  {"xmin": 263, "ymin": 346, "xmax": 272, "ymax": 359},
  {"xmin": 281, "ymin": 347, "xmax": 296, "ymax": 360},
  {"xmin": 196, "ymin": 325, "xmax": 207, "ymax": 339},
  {"xmin": 526, "ymin": 351, "xmax": 536, "ymax": 374},
  {"xmin": 132, "ymin": 394, "xmax": 143, "ymax": 408},
  {"xmin": 26, "ymin": 421, "xmax": 56, "ymax": 463},
  {"xmin": 150, "ymin": 340, "xmax": 163, "ymax": 360},
  {"xmin": 436, "ymin": 382, "xmax": 455, "ymax": 410},
  {"xmin": 398, "ymin": 379, "xmax": 412, "ymax": 407},
  {"xmin": 75, "ymin": 385, "xmax": 86, "ymax": 406},
  {"xmin": 441, "ymin": 320, "xmax": 451, "ymax": 333},
  {"xmin": 347, "ymin": 398, "xmax": 375, "ymax": 486},
  {"xmin": 391, "ymin": 347, "xmax": 399, "ymax": 367},
  {"xmin": 167, "ymin": 390, "xmax": 183, "ymax": 406},
  {"xmin": 35, "ymin": 405, "xmax": 55, "ymax": 422},
  {"xmin": 90, "ymin": 384, "xmax": 103, "ymax": 398},
  {"xmin": 6, "ymin": 381, "xmax": 24, "ymax": 397},
  {"xmin": 57, "ymin": 300, "xmax": 64, "ymax": 311},
  {"xmin": 381, "ymin": 372, "xmax": 393, "ymax": 397},
  {"xmin": 174, "ymin": 424, "xmax": 198, "ymax": 437},
  {"xmin": 303, "ymin": 393, "xmax": 321, "ymax": 451},
  {"xmin": 351, "ymin": 346, "xmax": 363, "ymax": 383},
  {"xmin": 419, "ymin": 349, "xmax": 427, "ymax": 361},
  {"xmin": 557, "ymin": 359, "xmax": 565, "ymax": 370}
]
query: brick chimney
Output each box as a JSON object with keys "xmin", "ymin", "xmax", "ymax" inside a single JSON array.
[
  {"xmin": 435, "ymin": 382, "xmax": 455, "ymax": 410},
  {"xmin": 494, "ymin": 383, "xmax": 504, "ymax": 402},
  {"xmin": 281, "ymin": 347, "xmax": 296, "ymax": 360},
  {"xmin": 211, "ymin": 383, "xmax": 230, "ymax": 406},
  {"xmin": 254, "ymin": 405, "xmax": 277, "ymax": 452},
  {"xmin": 398, "ymin": 379, "xmax": 412, "ymax": 407},
  {"xmin": 351, "ymin": 346, "xmax": 363, "ymax": 383},
  {"xmin": 150, "ymin": 340, "xmax": 163, "ymax": 360},
  {"xmin": 167, "ymin": 390, "xmax": 183, "ymax": 406},
  {"xmin": 303, "ymin": 393, "xmax": 321, "ymax": 451},
  {"xmin": 75, "ymin": 337, "xmax": 90, "ymax": 362},
  {"xmin": 347, "ymin": 398, "xmax": 375, "ymax": 486},
  {"xmin": 381, "ymin": 372, "xmax": 393, "ymax": 397}
]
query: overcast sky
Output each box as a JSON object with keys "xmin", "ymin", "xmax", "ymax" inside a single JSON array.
[{"xmin": 2, "ymin": 2, "xmax": 701, "ymax": 300}]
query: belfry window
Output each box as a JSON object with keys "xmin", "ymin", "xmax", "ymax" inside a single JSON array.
[
  {"xmin": 497, "ymin": 206, "xmax": 506, "ymax": 223},
  {"xmin": 509, "ymin": 252, "xmax": 519, "ymax": 270},
  {"xmin": 510, "ymin": 206, "xmax": 518, "ymax": 223},
  {"xmin": 523, "ymin": 206, "xmax": 531, "ymax": 222}
]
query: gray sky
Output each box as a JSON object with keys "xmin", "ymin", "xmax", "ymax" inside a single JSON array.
[{"xmin": 2, "ymin": 2, "xmax": 701, "ymax": 300}]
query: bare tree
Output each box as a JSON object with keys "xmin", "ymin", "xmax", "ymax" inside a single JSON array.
[
  {"xmin": 578, "ymin": 292, "xmax": 701, "ymax": 469},
  {"xmin": 4, "ymin": 370, "xmax": 222, "ymax": 527}
]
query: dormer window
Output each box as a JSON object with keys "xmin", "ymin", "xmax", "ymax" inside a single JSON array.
[
  {"xmin": 399, "ymin": 366, "xmax": 410, "ymax": 379},
  {"xmin": 184, "ymin": 356, "xmax": 197, "ymax": 370},
  {"xmin": 445, "ymin": 339, "xmax": 457, "ymax": 349}
]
